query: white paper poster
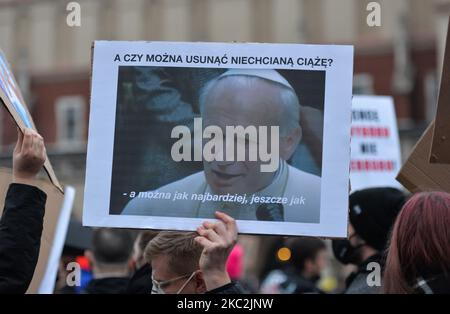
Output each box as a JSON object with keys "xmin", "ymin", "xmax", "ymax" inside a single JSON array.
[{"xmin": 84, "ymin": 41, "xmax": 353, "ymax": 237}]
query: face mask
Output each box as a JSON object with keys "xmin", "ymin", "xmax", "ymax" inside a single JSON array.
[
  {"xmin": 151, "ymin": 270, "xmax": 198, "ymax": 294},
  {"xmin": 332, "ymin": 234, "xmax": 365, "ymax": 265}
]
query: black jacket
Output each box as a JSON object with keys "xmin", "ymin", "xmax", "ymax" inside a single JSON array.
[
  {"xmin": 206, "ymin": 281, "xmax": 247, "ymax": 294},
  {"xmin": 277, "ymin": 267, "xmax": 324, "ymax": 294},
  {"xmin": 0, "ymin": 183, "xmax": 46, "ymax": 294}
]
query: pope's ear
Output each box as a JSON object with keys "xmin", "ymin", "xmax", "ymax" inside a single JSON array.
[{"xmin": 280, "ymin": 126, "xmax": 302, "ymax": 160}]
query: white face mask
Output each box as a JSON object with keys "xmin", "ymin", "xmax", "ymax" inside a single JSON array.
[{"xmin": 151, "ymin": 271, "xmax": 198, "ymax": 294}]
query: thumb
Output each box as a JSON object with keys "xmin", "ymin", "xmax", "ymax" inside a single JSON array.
[{"xmin": 14, "ymin": 127, "xmax": 24, "ymax": 154}]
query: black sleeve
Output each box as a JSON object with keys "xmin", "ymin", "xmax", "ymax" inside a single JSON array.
[
  {"xmin": 206, "ymin": 281, "xmax": 247, "ymax": 294},
  {"xmin": 0, "ymin": 183, "xmax": 46, "ymax": 294}
]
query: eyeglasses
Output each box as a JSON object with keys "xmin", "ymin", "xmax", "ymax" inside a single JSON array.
[{"xmin": 151, "ymin": 270, "xmax": 198, "ymax": 294}]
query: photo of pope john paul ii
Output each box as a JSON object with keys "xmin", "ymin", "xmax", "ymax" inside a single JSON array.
[{"xmin": 110, "ymin": 66, "xmax": 325, "ymax": 223}]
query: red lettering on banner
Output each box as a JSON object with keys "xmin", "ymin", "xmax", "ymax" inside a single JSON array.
[
  {"xmin": 350, "ymin": 160, "xmax": 396, "ymax": 171},
  {"xmin": 351, "ymin": 126, "xmax": 390, "ymax": 138}
]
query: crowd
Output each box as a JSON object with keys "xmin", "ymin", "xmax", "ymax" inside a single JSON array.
[{"xmin": 0, "ymin": 129, "xmax": 449, "ymax": 294}]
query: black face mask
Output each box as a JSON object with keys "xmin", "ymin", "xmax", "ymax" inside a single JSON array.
[
  {"xmin": 332, "ymin": 236, "xmax": 365, "ymax": 265},
  {"xmin": 309, "ymin": 274, "xmax": 321, "ymax": 284}
]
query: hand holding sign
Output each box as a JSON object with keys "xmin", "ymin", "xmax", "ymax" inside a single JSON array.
[
  {"xmin": 13, "ymin": 128, "xmax": 46, "ymax": 186},
  {"xmin": 195, "ymin": 211, "xmax": 237, "ymax": 291}
]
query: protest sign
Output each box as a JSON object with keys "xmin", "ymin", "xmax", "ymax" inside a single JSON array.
[
  {"xmin": 0, "ymin": 168, "xmax": 74, "ymax": 294},
  {"xmin": 350, "ymin": 96, "xmax": 402, "ymax": 191},
  {"xmin": 397, "ymin": 122, "xmax": 450, "ymax": 193},
  {"xmin": 430, "ymin": 18, "xmax": 450, "ymax": 164},
  {"xmin": 0, "ymin": 50, "xmax": 63, "ymax": 193},
  {"xmin": 84, "ymin": 41, "xmax": 353, "ymax": 237}
]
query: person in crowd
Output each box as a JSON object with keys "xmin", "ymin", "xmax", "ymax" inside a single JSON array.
[
  {"xmin": 260, "ymin": 237, "xmax": 328, "ymax": 294},
  {"xmin": 146, "ymin": 211, "xmax": 245, "ymax": 294},
  {"xmin": 123, "ymin": 69, "xmax": 321, "ymax": 223},
  {"xmin": 0, "ymin": 128, "xmax": 47, "ymax": 293},
  {"xmin": 82, "ymin": 228, "xmax": 134, "ymax": 294},
  {"xmin": 56, "ymin": 220, "xmax": 93, "ymax": 294},
  {"xmin": 125, "ymin": 230, "xmax": 158, "ymax": 294},
  {"xmin": 332, "ymin": 187, "xmax": 406, "ymax": 294},
  {"xmin": 383, "ymin": 192, "xmax": 450, "ymax": 294}
]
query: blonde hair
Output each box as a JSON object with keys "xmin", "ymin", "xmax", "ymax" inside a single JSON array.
[{"xmin": 145, "ymin": 231, "xmax": 203, "ymax": 275}]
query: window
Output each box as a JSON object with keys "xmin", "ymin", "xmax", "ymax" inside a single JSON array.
[{"xmin": 55, "ymin": 95, "xmax": 85, "ymax": 151}]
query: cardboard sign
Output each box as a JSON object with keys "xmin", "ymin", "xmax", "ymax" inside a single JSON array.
[
  {"xmin": 0, "ymin": 50, "xmax": 63, "ymax": 193},
  {"xmin": 397, "ymin": 122, "xmax": 450, "ymax": 193},
  {"xmin": 430, "ymin": 18, "xmax": 450, "ymax": 164},
  {"xmin": 38, "ymin": 185, "xmax": 75, "ymax": 294},
  {"xmin": 84, "ymin": 41, "xmax": 354, "ymax": 237},
  {"xmin": 0, "ymin": 168, "xmax": 74, "ymax": 294},
  {"xmin": 350, "ymin": 96, "xmax": 402, "ymax": 191}
]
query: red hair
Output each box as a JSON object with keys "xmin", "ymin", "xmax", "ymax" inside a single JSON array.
[{"xmin": 383, "ymin": 192, "xmax": 450, "ymax": 293}]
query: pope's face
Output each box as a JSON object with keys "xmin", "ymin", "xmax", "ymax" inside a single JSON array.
[{"xmin": 202, "ymin": 78, "xmax": 284, "ymax": 195}]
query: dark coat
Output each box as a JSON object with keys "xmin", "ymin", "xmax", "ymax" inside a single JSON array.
[{"xmin": 0, "ymin": 183, "xmax": 46, "ymax": 294}]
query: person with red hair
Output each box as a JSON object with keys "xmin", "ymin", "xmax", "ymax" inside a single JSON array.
[{"xmin": 383, "ymin": 192, "xmax": 450, "ymax": 294}]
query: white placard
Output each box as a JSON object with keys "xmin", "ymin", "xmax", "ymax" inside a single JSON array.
[
  {"xmin": 83, "ymin": 41, "xmax": 353, "ymax": 237},
  {"xmin": 350, "ymin": 96, "xmax": 402, "ymax": 191}
]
